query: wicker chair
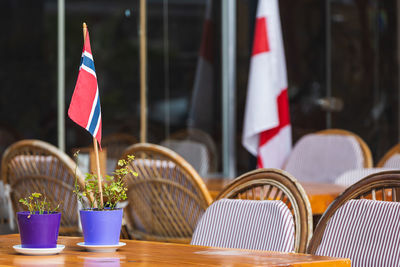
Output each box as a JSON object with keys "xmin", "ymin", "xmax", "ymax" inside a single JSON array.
[
  {"xmin": 284, "ymin": 129, "xmax": 373, "ymax": 183},
  {"xmin": 119, "ymin": 143, "xmax": 213, "ymax": 243},
  {"xmin": 1, "ymin": 139, "xmax": 86, "ymax": 235},
  {"xmin": 215, "ymin": 168, "xmax": 312, "ymax": 253},
  {"xmin": 307, "ymin": 170, "xmax": 400, "ymax": 266},
  {"xmin": 377, "ymin": 143, "xmax": 400, "ymax": 168},
  {"xmin": 317, "ymin": 129, "xmax": 373, "ymax": 167},
  {"xmin": 161, "ymin": 128, "xmax": 218, "ymax": 175},
  {"xmin": 191, "ymin": 199, "xmax": 295, "ymax": 252}
]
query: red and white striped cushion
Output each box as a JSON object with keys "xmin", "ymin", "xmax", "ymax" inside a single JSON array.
[
  {"xmin": 161, "ymin": 140, "xmax": 210, "ymax": 176},
  {"xmin": 191, "ymin": 199, "xmax": 294, "ymax": 252},
  {"xmin": 383, "ymin": 154, "xmax": 400, "ymax": 168},
  {"xmin": 316, "ymin": 199, "xmax": 400, "ymax": 266},
  {"xmin": 334, "ymin": 168, "xmax": 396, "ymax": 187},
  {"xmin": 284, "ymin": 134, "xmax": 364, "ymax": 183}
]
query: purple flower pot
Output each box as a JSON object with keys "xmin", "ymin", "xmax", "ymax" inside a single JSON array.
[
  {"xmin": 17, "ymin": 211, "xmax": 61, "ymax": 248},
  {"xmin": 80, "ymin": 209, "xmax": 123, "ymax": 245}
]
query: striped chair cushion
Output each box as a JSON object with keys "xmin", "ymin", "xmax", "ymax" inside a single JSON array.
[
  {"xmin": 383, "ymin": 154, "xmax": 400, "ymax": 168},
  {"xmin": 334, "ymin": 168, "xmax": 396, "ymax": 187},
  {"xmin": 191, "ymin": 199, "xmax": 294, "ymax": 252},
  {"xmin": 316, "ymin": 199, "xmax": 400, "ymax": 266},
  {"xmin": 284, "ymin": 134, "xmax": 364, "ymax": 183},
  {"xmin": 161, "ymin": 140, "xmax": 210, "ymax": 176}
]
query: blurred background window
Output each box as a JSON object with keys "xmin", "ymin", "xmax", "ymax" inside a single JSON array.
[{"xmin": 0, "ymin": 0, "xmax": 398, "ymax": 177}]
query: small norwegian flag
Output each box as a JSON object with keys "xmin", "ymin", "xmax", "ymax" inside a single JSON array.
[
  {"xmin": 242, "ymin": 0, "xmax": 291, "ymax": 168},
  {"xmin": 68, "ymin": 30, "xmax": 102, "ymax": 147}
]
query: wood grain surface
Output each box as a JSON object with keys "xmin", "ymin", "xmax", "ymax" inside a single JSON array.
[{"xmin": 0, "ymin": 234, "xmax": 350, "ymax": 266}]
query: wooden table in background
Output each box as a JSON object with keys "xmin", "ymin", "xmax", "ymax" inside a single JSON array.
[
  {"xmin": 205, "ymin": 178, "xmax": 347, "ymax": 215},
  {"xmin": 0, "ymin": 234, "xmax": 350, "ymax": 266}
]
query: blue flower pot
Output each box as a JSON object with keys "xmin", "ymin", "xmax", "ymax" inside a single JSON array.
[{"xmin": 80, "ymin": 209, "xmax": 123, "ymax": 245}]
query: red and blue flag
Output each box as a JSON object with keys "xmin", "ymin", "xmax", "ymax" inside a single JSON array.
[{"xmin": 68, "ymin": 30, "xmax": 102, "ymax": 146}]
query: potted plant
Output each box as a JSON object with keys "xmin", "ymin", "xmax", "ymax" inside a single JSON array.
[
  {"xmin": 74, "ymin": 154, "xmax": 136, "ymax": 246},
  {"xmin": 17, "ymin": 193, "xmax": 61, "ymax": 248}
]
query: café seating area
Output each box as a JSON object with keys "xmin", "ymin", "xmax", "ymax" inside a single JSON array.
[
  {"xmin": 1, "ymin": 128, "xmax": 400, "ymax": 266},
  {"xmin": 6, "ymin": 0, "xmax": 400, "ymax": 264}
]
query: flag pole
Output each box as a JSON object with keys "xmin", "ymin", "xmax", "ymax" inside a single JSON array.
[
  {"xmin": 83, "ymin": 22, "xmax": 103, "ymax": 208},
  {"xmin": 140, "ymin": 0, "xmax": 147, "ymax": 143}
]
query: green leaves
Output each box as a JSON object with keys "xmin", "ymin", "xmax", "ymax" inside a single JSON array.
[
  {"xmin": 19, "ymin": 192, "xmax": 61, "ymax": 215},
  {"xmin": 102, "ymin": 156, "xmax": 133, "ymax": 209},
  {"xmin": 73, "ymin": 153, "xmax": 135, "ymax": 210}
]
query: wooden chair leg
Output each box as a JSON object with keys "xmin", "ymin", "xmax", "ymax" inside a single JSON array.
[{"xmin": 120, "ymin": 224, "xmax": 132, "ymax": 240}]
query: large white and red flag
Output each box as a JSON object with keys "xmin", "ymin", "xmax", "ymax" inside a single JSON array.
[
  {"xmin": 68, "ymin": 30, "xmax": 102, "ymax": 147},
  {"xmin": 242, "ymin": 0, "xmax": 291, "ymax": 168}
]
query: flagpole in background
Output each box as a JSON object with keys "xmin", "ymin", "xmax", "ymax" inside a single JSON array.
[
  {"xmin": 222, "ymin": 0, "xmax": 236, "ymax": 178},
  {"xmin": 83, "ymin": 22, "xmax": 103, "ymax": 208},
  {"xmin": 57, "ymin": 0, "xmax": 65, "ymax": 152},
  {"xmin": 140, "ymin": 0, "xmax": 147, "ymax": 143}
]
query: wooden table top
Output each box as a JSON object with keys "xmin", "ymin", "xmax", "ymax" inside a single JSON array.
[
  {"xmin": 205, "ymin": 178, "xmax": 347, "ymax": 215},
  {"xmin": 0, "ymin": 234, "xmax": 350, "ymax": 266}
]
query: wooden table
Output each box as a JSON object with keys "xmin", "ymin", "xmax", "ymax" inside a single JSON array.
[
  {"xmin": 205, "ymin": 178, "xmax": 346, "ymax": 215},
  {"xmin": 0, "ymin": 234, "xmax": 350, "ymax": 266}
]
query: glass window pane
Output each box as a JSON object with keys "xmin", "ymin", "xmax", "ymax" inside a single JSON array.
[{"xmin": 0, "ymin": 0, "xmax": 57, "ymax": 157}]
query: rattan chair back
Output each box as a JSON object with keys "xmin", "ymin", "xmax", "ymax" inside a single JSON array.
[
  {"xmin": 317, "ymin": 129, "xmax": 373, "ymax": 168},
  {"xmin": 376, "ymin": 143, "xmax": 400, "ymax": 168},
  {"xmin": 1, "ymin": 139, "xmax": 85, "ymax": 235},
  {"xmin": 163, "ymin": 128, "xmax": 218, "ymax": 173},
  {"xmin": 120, "ymin": 143, "xmax": 213, "ymax": 243},
  {"xmin": 216, "ymin": 168, "xmax": 312, "ymax": 253},
  {"xmin": 307, "ymin": 170, "xmax": 400, "ymax": 254}
]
